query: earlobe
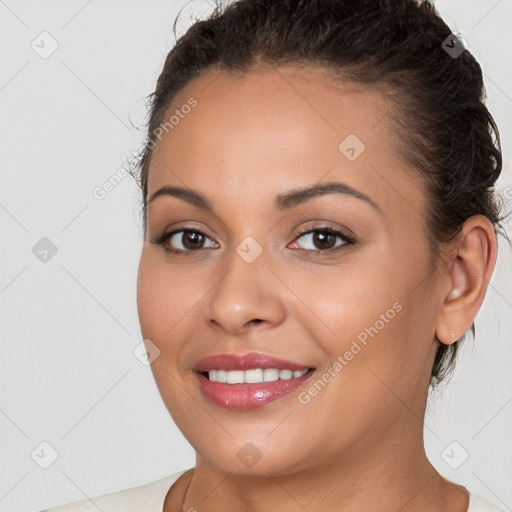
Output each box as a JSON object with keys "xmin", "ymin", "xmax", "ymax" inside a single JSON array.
[{"xmin": 435, "ymin": 215, "xmax": 497, "ymax": 346}]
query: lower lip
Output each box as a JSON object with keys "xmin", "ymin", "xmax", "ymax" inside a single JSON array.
[{"xmin": 195, "ymin": 370, "xmax": 315, "ymax": 409}]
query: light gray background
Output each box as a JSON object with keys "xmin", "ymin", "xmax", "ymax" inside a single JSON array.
[{"xmin": 0, "ymin": 1, "xmax": 511, "ymax": 511}]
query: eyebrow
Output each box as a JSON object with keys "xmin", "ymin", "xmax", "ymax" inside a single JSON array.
[{"xmin": 147, "ymin": 181, "xmax": 382, "ymax": 213}]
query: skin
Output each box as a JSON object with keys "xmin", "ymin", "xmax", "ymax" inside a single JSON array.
[{"xmin": 136, "ymin": 64, "xmax": 497, "ymax": 512}]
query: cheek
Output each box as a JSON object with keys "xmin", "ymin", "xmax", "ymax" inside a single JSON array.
[
  {"xmin": 136, "ymin": 249, "xmax": 214, "ymax": 366},
  {"xmin": 136, "ymin": 250, "xmax": 184, "ymax": 345},
  {"xmin": 136, "ymin": 252, "xmax": 199, "ymax": 421},
  {"xmin": 291, "ymin": 249, "xmax": 427, "ymax": 380},
  {"xmin": 291, "ymin": 256, "xmax": 401, "ymax": 339}
]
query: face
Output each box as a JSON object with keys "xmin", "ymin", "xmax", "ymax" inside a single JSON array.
[{"xmin": 137, "ymin": 65, "xmax": 443, "ymax": 476}]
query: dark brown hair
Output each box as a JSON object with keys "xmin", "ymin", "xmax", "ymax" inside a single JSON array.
[{"xmin": 131, "ymin": 0, "xmax": 506, "ymax": 386}]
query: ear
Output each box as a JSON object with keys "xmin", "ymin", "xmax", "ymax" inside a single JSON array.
[{"xmin": 435, "ymin": 215, "xmax": 497, "ymax": 346}]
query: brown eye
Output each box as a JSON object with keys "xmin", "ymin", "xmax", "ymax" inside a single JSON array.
[
  {"xmin": 152, "ymin": 228, "xmax": 218, "ymax": 254},
  {"xmin": 176, "ymin": 231, "xmax": 206, "ymax": 250},
  {"xmin": 291, "ymin": 228, "xmax": 355, "ymax": 253},
  {"xmin": 311, "ymin": 231, "xmax": 337, "ymax": 250}
]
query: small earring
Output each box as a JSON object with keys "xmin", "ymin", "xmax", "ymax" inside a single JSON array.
[{"xmin": 452, "ymin": 332, "xmax": 456, "ymax": 343}]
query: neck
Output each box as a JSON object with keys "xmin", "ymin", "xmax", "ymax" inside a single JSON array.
[{"xmin": 179, "ymin": 419, "xmax": 469, "ymax": 512}]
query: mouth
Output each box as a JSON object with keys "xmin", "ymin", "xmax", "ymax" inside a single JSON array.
[{"xmin": 193, "ymin": 352, "xmax": 316, "ymax": 409}]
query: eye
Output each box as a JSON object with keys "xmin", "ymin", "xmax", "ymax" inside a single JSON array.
[
  {"xmin": 151, "ymin": 225, "xmax": 355, "ymax": 257},
  {"xmin": 151, "ymin": 228, "xmax": 217, "ymax": 255},
  {"xmin": 290, "ymin": 226, "xmax": 355, "ymax": 253}
]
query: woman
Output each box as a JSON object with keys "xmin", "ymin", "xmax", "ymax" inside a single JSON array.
[{"xmin": 39, "ymin": 0, "xmax": 507, "ymax": 510}]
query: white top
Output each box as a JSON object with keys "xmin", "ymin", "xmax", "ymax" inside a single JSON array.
[{"xmin": 37, "ymin": 468, "xmax": 505, "ymax": 512}]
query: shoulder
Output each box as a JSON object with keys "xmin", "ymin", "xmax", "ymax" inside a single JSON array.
[
  {"xmin": 468, "ymin": 492, "xmax": 506, "ymax": 512},
  {"xmin": 35, "ymin": 468, "xmax": 192, "ymax": 512}
]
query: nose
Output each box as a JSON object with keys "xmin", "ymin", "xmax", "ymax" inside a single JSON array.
[{"xmin": 202, "ymin": 246, "xmax": 287, "ymax": 336}]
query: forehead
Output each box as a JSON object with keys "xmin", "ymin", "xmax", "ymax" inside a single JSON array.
[
  {"xmin": 147, "ymin": 65, "xmax": 425, "ymax": 219},
  {"xmin": 153, "ymin": 64, "xmax": 392, "ymax": 152}
]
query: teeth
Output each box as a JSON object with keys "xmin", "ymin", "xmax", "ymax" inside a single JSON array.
[
  {"xmin": 207, "ymin": 368, "xmax": 309, "ymax": 384},
  {"xmin": 279, "ymin": 369, "xmax": 293, "ymax": 380},
  {"xmin": 263, "ymin": 368, "xmax": 279, "ymax": 382},
  {"xmin": 226, "ymin": 370, "xmax": 244, "ymax": 384},
  {"xmin": 244, "ymin": 368, "xmax": 263, "ymax": 383}
]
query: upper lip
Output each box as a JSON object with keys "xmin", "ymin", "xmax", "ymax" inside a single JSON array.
[{"xmin": 193, "ymin": 352, "xmax": 315, "ymax": 372}]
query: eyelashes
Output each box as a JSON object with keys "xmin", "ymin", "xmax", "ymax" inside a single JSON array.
[{"xmin": 150, "ymin": 225, "xmax": 355, "ymax": 257}]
